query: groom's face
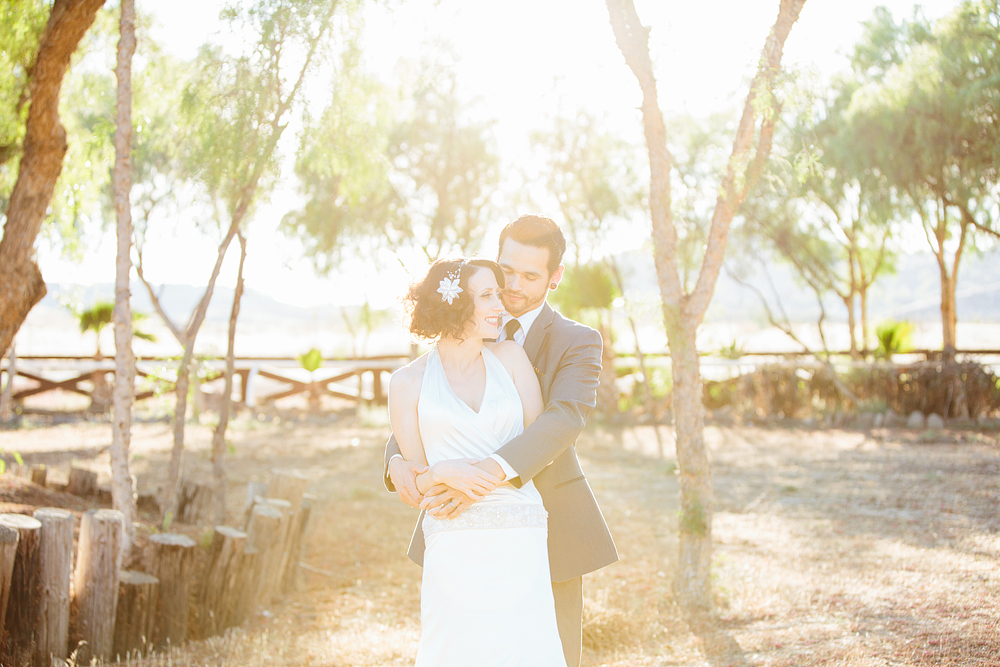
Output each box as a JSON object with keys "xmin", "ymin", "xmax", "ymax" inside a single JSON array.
[{"xmin": 498, "ymin": 238, "xmax": 563, "ymax": 317}]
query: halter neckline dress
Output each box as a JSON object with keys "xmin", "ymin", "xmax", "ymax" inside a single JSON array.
[{"xmin": 414, "ymin": 345, "xmax": 565, "ymax": 667}]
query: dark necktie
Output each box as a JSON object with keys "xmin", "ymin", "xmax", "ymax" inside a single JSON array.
[{"xmin": 504, "ymin": 318, "xmax": 522, "ymax": 343}]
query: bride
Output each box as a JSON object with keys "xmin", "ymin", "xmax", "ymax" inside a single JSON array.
[{"xmin": 388, "ymin": 257, "xmax": 566, "ymax": 666}]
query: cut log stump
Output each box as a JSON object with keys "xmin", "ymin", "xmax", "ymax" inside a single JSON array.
[
  {"xmin": 30, "ymin": 465, "xmax": 46, "ymax": 487},
  {"xmin": 33, "ymin": 508, "xmax": 73, "ymax": 666},
  {"xmin": 281, "ymin": 494, "xmax": 315, "ymax": 595},
  {"xmin": 254, "ymin": 499, "xmax": 291, "ymax": 608},
  {"xmin": 73, "ymin": 508, "xmax": 124, "ymax": 664},
  {"xmin": 239, "ymin": 504, "xmax": 283, "ymax": 617},
  {"xmin": 177, "ymin": 479, "xmax": 214, "ymax": 526},
  {"xmin": 113, "ymin": 570, "xmax": 159, "ymax": 660},
  {"xmin": 198, "ymin": 526, "xmax": 246, "ymax": 637},
  {"xmin": 67, "ymin": 468, "xmax": 98, "ymax": 496},
  {"xmin": 266, "ymin": 470, "xmax": 309, "ymax": 517},
  {"xmin": 146, "ymin": 533, "xmax": 197, "ymax": 648},
  {"xmin": 0, "ymin": 523, "xmax": 17, "ymax": 639},
  {"xmin": 0, "ymin": 513, "xmax": 41, "ymax": 664}
]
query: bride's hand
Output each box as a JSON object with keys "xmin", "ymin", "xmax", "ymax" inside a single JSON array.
[{"xmin": 429, "ymin": 459, "xmax": 500, "ymax": 497}]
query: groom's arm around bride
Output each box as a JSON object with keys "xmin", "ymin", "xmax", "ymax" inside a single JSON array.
[{"xmin": 383, "ymin": 214, "xmax": 618, "ymax": 667}]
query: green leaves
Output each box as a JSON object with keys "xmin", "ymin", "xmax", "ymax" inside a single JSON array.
[
  {"xmin": 549, "ymin": 263, "xmax": 620, "ymax": 321},
  {"xmin": 297, "ymin": 347, "xmax": 323, "ymax": 373}
]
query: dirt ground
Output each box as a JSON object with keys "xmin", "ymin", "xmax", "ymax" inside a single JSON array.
[{"xmin": 2, "ymin": 412, "xmax": 999, "ymax": 666}]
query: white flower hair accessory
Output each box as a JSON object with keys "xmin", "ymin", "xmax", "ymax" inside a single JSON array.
[{"xmin": 437, "ymin": 261, "xmax": 466, "ymax": 304}]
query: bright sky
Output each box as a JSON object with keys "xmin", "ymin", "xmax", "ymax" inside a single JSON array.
[{"xmin": 36, "ymin": 0, "xmax": 962, "ymax": 308}]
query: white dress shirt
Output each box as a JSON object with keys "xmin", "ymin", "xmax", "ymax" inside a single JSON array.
[{"xmin": 487, "ymin": 301, "xmax": 547, "ymax": 480}]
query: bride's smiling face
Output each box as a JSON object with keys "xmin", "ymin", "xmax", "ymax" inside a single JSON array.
[{"xmin": 464, "ymin": 267, "xmax": 505, "ymax": 338}]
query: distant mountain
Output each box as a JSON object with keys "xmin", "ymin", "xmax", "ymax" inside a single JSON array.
[
  {"xmin": 39, "ymin": 282, "xmax": 346, "ymax": 327},
  {"xmin": 612, "ymin": 250, "xmax": 1000, "ymax": 324}
]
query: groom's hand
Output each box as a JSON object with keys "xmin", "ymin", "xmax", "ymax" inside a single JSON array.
[
  {"xmin": 422, "ymin": 486, "xmax": 475, "ymax": 519},
  {"xmin": 388, "ymin": 457, "xmax": 427, "ymax": 509}
]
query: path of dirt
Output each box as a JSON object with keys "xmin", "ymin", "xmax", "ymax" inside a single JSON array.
[{"xmin": 2, "ymin": 417, "xmax": 998, "ymax": 666}]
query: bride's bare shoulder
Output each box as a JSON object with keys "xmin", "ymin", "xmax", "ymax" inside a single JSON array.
[
  {"xmin": 389, "ymin": 353, "xmax": 429, "ymax": 394},
  {"xmin": 485, "ymin": 340, "xmax": 531, "ymax": 376}
]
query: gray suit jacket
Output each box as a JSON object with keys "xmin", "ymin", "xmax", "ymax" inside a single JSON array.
[{"xmin": 383, "ymin": 303, "xmax": 619, "ymax": 582}]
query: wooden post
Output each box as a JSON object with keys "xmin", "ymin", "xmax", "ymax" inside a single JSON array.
[
  {"xmin": 280, "ymin": 494, "xmax": 315, "ymax": 595},
  {"xmin": 255, "ymin": 498, "xmax": 292, "ymax": 608},
  {"xmin": 0, "ymin": 513, "xmax": 41, "ymax": 663},
  {"xmin": 266, "ymin": 470, "xmax": 309, "ymax": 517},
  {"xmin": 197, "ymin": 526, "xmax": 246, "ymax": 637},
  {"xmin": 0, "ymin": 524, "xmax": 18, "ymax": 652},
  {"xmin": 177, "ymin": 479, "xmax": 214, "ymax": 525},
  {"xmin": 113, "ymin": 570, "xmax": 158, "ymax": 660},
  {"xmin": 67, "ymin": 468, "xmax": 98, "ymax": 496},
  {"xmin": 73, "ymin": 509, "xmax": 123, "ymax": 664},
  {"xmin": 146, "ymin": 533, "xmax": 197, "ymax": 648},
  {"xmin": 30, "ymin": 465, "xmax": 46, "ymax": 487},
  {"xmin": 242, "ymin": 504, "xmax": 283, "ymax": 612},
  {"xmin": 32, "ymin": 508, "xmax": 73, "ymax": 666},
  {"xmin": 241, "ymin": 482, "xmax": 267, "ymax": 527}
]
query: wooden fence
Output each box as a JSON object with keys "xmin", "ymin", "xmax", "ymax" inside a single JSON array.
[
  {"xmin": 0, "ymin": 355, "xmax": 408, "ymax": 414},
  {"xmin": 0, "ymin": 469, "xmax": 315, "ymax": 665}
]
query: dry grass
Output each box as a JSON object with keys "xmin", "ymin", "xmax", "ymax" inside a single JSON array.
[{"xmin": 3, "ymin": 415, "xmax": 999, "ymax": 666}]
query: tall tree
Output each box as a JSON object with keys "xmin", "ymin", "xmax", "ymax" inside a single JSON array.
[
  {"xmin": 531, "ymin": 112, "xmax": 649, "ymax": 417},
  {"xmin": 145, "ymin": 0, "xmax": 348, "ymax": 524},
  {"xmin": 386, "ymin": 58, "xmax": 500, "ymax": 261},
  {"xmin": 606, "ymin": 0, "xmax": 806, "ymax": 612},
  {"xmin": 0, "ymin": 0, "xmax": 106, "ymax": 355},
  {"xmin": 283, "ymin": 53, "xmax": 501, "ymax": 268},
  {"xmin": 111, "ymin": 0, "xmax": 137, "ymax": 553},
  {"xmin": 845, "ymin": 1, "xmax": 1000, "ymax": 355}
]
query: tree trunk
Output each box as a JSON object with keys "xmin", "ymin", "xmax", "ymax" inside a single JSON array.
[
  {"xmin": 0, "ymin": 0, "xmax": 106, "ymax": 355},
  {"xmin": 0, "ymin": 343, "xmax": 15, "ymax": 422},
  {"xmin": 843, "ymin": 294, "xmax": 858, "ymax": 359},
  {"xmin": 145, "ymin": 533, "xmax": 197, "ymax": 648},
  {"xmin": 111, "ymin": 0, "xmax": 138, "ymax": 556},
  {"xmin": 940, "ymin": 269, "xmax": 957, "ymax": 355},
  {"xmin": 607, "ymin": 0, "xmax": 805, "ymax": 615},
  {"xmin": 32, "ymin": 508, "xmax": 73, "ymax": 666},
  {"xmin": 0, "ymin": 514, "xmax": 41, "ymax": 663},
  {"xmin": 668, "ymin": 322, "xmax": 713, "ymax": 612},
  {"xmin": 211, "ymin": 232, "xmax": 248, "ymax": 526},
  {"xmin": 113, "ymin": 570, "xmax": 158, "ymax": 659},
  {"xmin": 73, "ymin": 509, "xmax": 124, "ymax": 664},
  {"xmin": 859, "ymin": 283, "xmax": 870, "ymax": 356},
  {"xmin": 162, "ymin": 219, "xmax": 240, "ymax": 526}
]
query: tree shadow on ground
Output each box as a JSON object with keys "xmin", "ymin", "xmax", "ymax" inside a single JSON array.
[{"xmin": 688, "ymin": 612, "xmax": 753, "ymax": 667}]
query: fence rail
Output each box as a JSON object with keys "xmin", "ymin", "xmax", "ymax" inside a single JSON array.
[{"xmin": 0, "ymin": 355, "xmax": 410, "ymax": 412}]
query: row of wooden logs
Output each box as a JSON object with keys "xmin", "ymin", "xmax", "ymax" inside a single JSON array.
[{"xmin": 0, "ymin": 470, "xmax": 314, "ymax": 665}]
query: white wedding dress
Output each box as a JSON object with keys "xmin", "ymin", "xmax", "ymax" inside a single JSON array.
[{"xmin": 415, "ymin": 346, "xmax": 565, "ymax": 667}]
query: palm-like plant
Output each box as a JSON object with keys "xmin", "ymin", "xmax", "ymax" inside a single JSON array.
[
  {"xmin": 77, "ymin": 300, "xmax": 157, "ymax": 359},
  {"xmin": 874, "ymin": 320, "xmax": 915, "ymax": 360}
]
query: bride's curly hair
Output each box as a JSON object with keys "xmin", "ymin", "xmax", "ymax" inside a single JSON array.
[{"xmin": 406, "ymin": 258, "xmax": 505, "ymax": 341}]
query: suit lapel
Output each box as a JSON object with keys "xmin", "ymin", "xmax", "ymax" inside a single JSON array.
[{"xmin": 523, "ymin": 302, "xmax": 555, "ymax": 364}]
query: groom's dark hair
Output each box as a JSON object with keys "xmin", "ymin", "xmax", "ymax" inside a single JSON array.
[{"xmin": 498, "ymin": 215, "xmax": 566, "ymax": 275}]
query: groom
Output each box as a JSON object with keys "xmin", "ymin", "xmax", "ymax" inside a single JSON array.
[{"xmin": 384, "ymin": 214, "xmax": 618, "ymax": 667}]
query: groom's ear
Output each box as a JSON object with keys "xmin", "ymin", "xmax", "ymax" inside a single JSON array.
[{"xmin": 549, "ymin": 264, "xmax": 565, "ymax": 290}]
